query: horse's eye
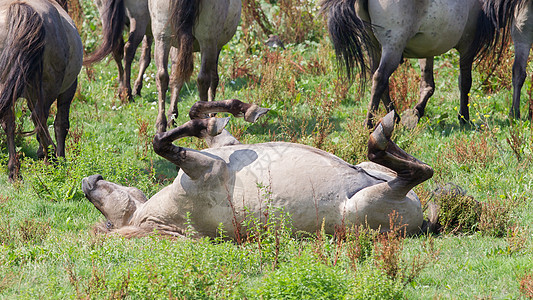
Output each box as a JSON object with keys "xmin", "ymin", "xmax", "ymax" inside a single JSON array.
[{"xmin": 106, "ymin": 220, "xmax": 114, "ymax": 229}]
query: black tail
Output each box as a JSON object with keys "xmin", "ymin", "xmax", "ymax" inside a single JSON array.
[
  {"xmin": 320, "ymin": 0, "xmax": 372, "ymax": 83},
  {"xmin": 170, "ymin": 0, "xmax": 200, "ymax": 83},
  {"xmin": 0, "ymin": 2, "xmax": 46, "ymax": 118},
  {"xmin": 83, "ymin": 0, "xmax": 125, "ymax": 65},
  {"xmin": 55, "ymin": 0, "xmax": 69, "ymax": 12},
  {"xmin": 467, "ymin": 0, "xmax": 524, "ymax": 65}
]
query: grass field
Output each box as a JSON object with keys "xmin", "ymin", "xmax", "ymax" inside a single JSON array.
[{"xmin": 1, "ymin": 0, "xmax": 533, "ymax": 298}]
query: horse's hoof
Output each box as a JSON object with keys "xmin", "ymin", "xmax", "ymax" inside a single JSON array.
[
  {"xmin": 207, "ymin": 117, "xmax": 230, "ymax": 136},
  {"xmin": 400, "ymin": 109, "xmax": 420, "ymax": 129},
  {"xmin": 244, "ymin": 104, "xmax": 270, "ymax": 123}
]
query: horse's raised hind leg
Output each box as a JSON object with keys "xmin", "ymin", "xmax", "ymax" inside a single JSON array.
[
  {"xmin": 368, "ymin": 111, "xmax": 434, "ymax": 192},
  {"xmin": 154, "ymin": 36, "xmax": 172, "ymax": 133},
  {"xmin": 133, "ymin": 34, "xmax": 153, "ymax": 97},
  {"xmin": 365, "ymin": 50, "xmax": 402, "ymax": 128},
  {"xmin": 152, "ymin": 117, "xmax": 229, "ymax": 180},
  {"xmin": 54, "ymin": 79, "xmax": 77, "ymax": 158},
  {"xmin": 347, "ymin": 111, "xmax": 432, "ymax": 233},
  {"xmin": 168, "ymin": 47, "xmax": 185, "ymax": 128},
  {"xmin": 402, "ymin": 58, "xmax": 435, "ymax": 129},
  {"xmin": 458, "ymin": 55, "xmax": 473, "ymax": 125},
  {"xmin": 1, "ymin": 111, "xmax": 20, "ymax": 181},
  {"xmin": 511, "ymin": 41, "xmax": 531, "ymax": 119}
]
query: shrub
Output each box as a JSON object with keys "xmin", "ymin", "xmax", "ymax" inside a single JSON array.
[
  {"xmin": 351, "ymin": 265, "xmax": 404, "ymax": 300},
  {"xmin": 521, "ymin": 273, "xmax": 533, "ymax": 299},
  {"xmin": 249, "ymin": 252, "xmax": 351, "ymax": 299},
  {"xmin": 432, "ymin": 183, "xmax": 481, "ymax": 234}
]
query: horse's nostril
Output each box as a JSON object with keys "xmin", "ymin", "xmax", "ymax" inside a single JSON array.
[{"xmin": 82, "ymin": 174, "xmax": 104, "ymax": 193}]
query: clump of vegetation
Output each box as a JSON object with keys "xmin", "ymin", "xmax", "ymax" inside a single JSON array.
[
  {"xmin": 432, "ymin": 183, "xmax": 481, "ymax": 234},
  {"xmin": 520, "ymin": 273, "xmax": 533, "ymax": 299},
  {"xmin": 249, "ymin": 252, "xmax": 351, "ymax": 299},
  {"xmin": 432, "ymin": 184, "xmax": 515, "ymax": 237}
]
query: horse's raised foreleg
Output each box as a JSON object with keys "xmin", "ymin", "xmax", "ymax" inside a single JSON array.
[
  {"xmin": 168, "ymin": 47, "xmax": 185, "ymax": 128},
  {"xmin": 154, "ymin": 36, "xmax": 172, "ymax": 133},
  {"xmin": 511, "ymin": 40, "xmax": 531, "ymax": 119},
  {"xmin": 1, "ymin": 111, "xmax": 19, "ymax": 181},
  {"xmin": 366, "ymin": 50, "xmax": 402, "ymax": 128},
  {"xmin": 152, "ymin": 117, "xmax": 229, "ymax": 180},
  {"xmin": 54, "ymin": 79, "xmax": 77, "ymax": 158},
  {"xmin": 133, "ymin": 34, "xmax": 153, "ymax": 97},
  {"xmin": 458, "ymin": 56, "xmax": 473, "ymax": 125},
  {"xmin": 188, "ymin": 99, "xmax": 270, "ymax": 122},
  {"xmin": 187, "ymin": 99, "xmax": 270, "ymax": 147}
]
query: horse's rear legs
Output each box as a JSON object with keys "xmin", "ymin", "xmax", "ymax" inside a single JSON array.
[
  {"xmin": 133, "ymin": 34, "xmax": 153, "ymax": 97},
  {"xmin": 368, "ymin": 111, "xmax": 433, "ymax": 192},
  {"xmin": 55, "ymin": 80, "xmax": 77, "ymax": 157},
  {"xmin": 1, "ymin": 111, "xmax": 20, "ymax": 181},
  {"xmin": 511, "ymin": 41, "xmax": 531, "ymax": 119},
  {"xmin": 458, "ymin": 55, "xmax": 473, "ymax": 125},
  {"xmin": 401, "ymin": 58, "xmax": 435, "ymax": 129},
  {"xmin": 197, "ymin": 46, "xmax": 220, "ymax": 102},
  {"xmin": 366, "ymin": 51, "xmax": 402, "ymax": 128}
]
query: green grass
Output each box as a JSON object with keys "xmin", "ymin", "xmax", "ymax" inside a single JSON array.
[{"xmin": 1, "ymin": 0, "xmax": 533, "ymax": 298}]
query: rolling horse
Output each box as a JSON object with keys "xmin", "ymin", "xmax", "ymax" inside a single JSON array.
[
  {"xmin": 321, "ymin": 0, "xmax": 520, "ymax": 128},
  {"xmin": 82, "ymin": 100, "xmax": 435, "ymax": 238},
  {"xmin": 0, "ymin": 0, "xmax": 83, "ymax": 181}
]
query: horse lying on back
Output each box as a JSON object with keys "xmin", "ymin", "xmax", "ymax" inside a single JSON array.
[{"xmin": 82, "ymin": 100, "xmax": 435, "ymax": 238}]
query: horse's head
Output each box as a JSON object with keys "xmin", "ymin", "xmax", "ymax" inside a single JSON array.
[{"xmin": 82, "ymin": 175, "xmax": 147, "ymax": 229}]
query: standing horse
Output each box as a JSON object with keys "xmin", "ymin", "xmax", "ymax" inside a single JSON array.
[
  {"xmin": 149, "ymin": 0, "xmax": 241, "ymax": 133},
  {"xmin": 322, "ymin": 0, "xmax": 519, "ymax": 128},
  {"xmin": 84, "ymin": 0, "xmax": 152, "ymax": 101},
  {"xmin": 510, "ymin": 0, "xmax": 532, "ymax": 119},
  {"xmin": 0, "ymin": 0, "xmax": 83, "ymax": 181}
]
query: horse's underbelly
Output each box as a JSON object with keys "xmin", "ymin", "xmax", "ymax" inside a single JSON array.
[{"xmin": 403, "ymin": 31, "xmax": 462, "ymax": 57}]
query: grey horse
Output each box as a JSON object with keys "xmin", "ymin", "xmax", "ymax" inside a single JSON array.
[
  {"xmin": 322, "ymin": 0, "xmax": 519, "ymax": 128},
  {"xmin": 82, "ymin": 100, "xmax": 434, "ymax": 239},
  {"xmin": 149, "ymin": 0, "xmax": 241, "ymax": 132},
  {"xmin": 84, "ymin": 0, "xmax": 152, "ymax": 101},
  {"xmin": 0, "ymin": 0, "xmax": 83, "ymax": 181}
]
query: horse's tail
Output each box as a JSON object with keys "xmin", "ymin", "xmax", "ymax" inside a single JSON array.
[
  {"xmin": 55, "ymin": 0, "xmax": 69, "ymax": 12},
  {"xmin": 170, "ymin": 0, "xmax": 200, "ymax": 83},
  {"xmin": 83, "ymin": 0, "xmax": 125, "ymax": 65},
  {"xmin": 0, "ymin": 2, "xmax": 46, "ymax": 119},
  {"xmin": 468, "ymin": 0, "xmax": 524, "ymax": 64},
  {"xmin": 320, "ymin": 0, "xmax": 372, "ymax": 83}
]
